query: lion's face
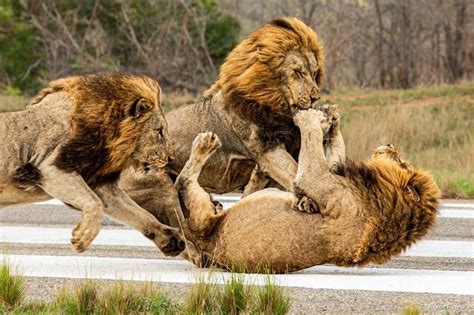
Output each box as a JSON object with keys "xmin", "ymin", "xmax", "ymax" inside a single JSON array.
[
  {"xmin": 131, "ymin": 99, "xmax": 173, "ymax": 174},
  {"xmin": 279, "ymin": 50, "xmax": 321, "ymax": 110},
  {"xmin": 371, "ymin": 144, "xmax": 413, "ymax": 171},
  {"xmin": 216, "ymin": 18, "xmax": 324, "ymax": 117}
]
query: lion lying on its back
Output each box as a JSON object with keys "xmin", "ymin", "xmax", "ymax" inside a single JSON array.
[
  {"xmin": 0, "ymin": 74, "xmax": 184, "ymax": 255},
  {"xmin": 173, "ymin": 107, "xmax": 440, "ymax": 273}
]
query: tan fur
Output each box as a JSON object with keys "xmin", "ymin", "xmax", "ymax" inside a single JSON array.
[
  {"xmin": 174, "ymin": 109, "xmax": 440, "ymax": 273},
  {"xmin": 1, "ymin": 74, "xmax": 184, "ymax": 255}
]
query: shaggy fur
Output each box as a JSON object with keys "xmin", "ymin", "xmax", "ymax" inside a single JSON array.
[
  {"xmin": 1, "ymin": 74, "xmax": 184, "ymax": 255},
  {"xmin": 173, "ymin": 109, "xmax": 440, "ymax": 273}
]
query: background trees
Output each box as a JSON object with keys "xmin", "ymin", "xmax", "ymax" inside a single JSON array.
[{"xmin": 0, "ymin": 0, "xmax": 472, "ymax": 95}]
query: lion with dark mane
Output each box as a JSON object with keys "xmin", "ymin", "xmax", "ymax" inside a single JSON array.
[
  {"xmin": 121, "ymin": 17, "xmax": 326, "ymax": 228},
  {"xmin": 0, "ymin": 74, "xmax": 184, "ymax": 255},
  {"xmin": 174, "ymin": 107, "xmax": 440, "ymax": 273}
]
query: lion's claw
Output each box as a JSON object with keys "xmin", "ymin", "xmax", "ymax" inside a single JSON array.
[{"xmin": 295, "ymin": 196, "xmax": 320, "ymax": 214}]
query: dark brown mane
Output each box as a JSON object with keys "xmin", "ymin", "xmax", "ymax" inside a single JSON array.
[
  {"xmin": 334, "ymin": 158, "xmax": 440, "ymax": 266},
  {"xmin": 37, "ymin": 73, "xmax": 161, "ymax": 188}
]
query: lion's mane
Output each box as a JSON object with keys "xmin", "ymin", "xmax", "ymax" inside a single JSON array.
[
  {"xmin": 333, "ymin": 158, "xmax": 440, "ymax": 266},
  {"xmin": 206, "ymin": 17, "xmax": 324, "ymax": 151},
  {"xmin": 30, "ymin": 74, "xmax": 161, "ymax": 187}
]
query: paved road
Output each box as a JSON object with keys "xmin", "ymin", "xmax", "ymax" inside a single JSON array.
[{"xmin": 1, "ymin": 198, "xmax": 473, "ymax": 313}]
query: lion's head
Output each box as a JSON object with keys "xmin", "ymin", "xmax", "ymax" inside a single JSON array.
[
  {"xmin": 209, "ymin": 17, "xmax": 324, "ymax": 116},
  {"xmin": 334, "ymin": 145, "xmax": 440, "ymax": 266},
  {"xmin": 44, "ymin": 73, "xmax": 172, "ymax": 187}
]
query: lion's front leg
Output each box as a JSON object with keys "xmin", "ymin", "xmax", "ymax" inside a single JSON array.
[
  {"xmin": 94, "ymin": 184, "xmax": 185, "ymax": 256},
  {"xmin": 322, "ymin": 105, "xmax": 346, "ymax": 170},
  {"xmin": 254, "ymin": 146, "xmax": 298, "ymax": 192},
  {"xmin": 38, "ymin": 164, "xmax": 103, "ymax": 253},
  {"xmin": 175, "ymin": 132, "xmax": 226, "ymax": 238},
  {"xmin": 293, "ymin": 109, "xmax": 342, "ymax": 210}
]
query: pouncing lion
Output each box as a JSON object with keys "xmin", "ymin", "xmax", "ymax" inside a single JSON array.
[
  {"xmin": 121, "ymin": 17, "xmax": 327, "ymax": 228},
  {"xmin": 173, "ymin": 107, "xmax": 440, "ymax": 273},
  {"xmin": 0, "ymin": 74, "xmax": 184, "ymax": 256}
]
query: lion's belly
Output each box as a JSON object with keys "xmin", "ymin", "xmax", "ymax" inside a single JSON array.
[{"xmin": 209, "ymin": 189, "xmax": 331, "ymax": 272}]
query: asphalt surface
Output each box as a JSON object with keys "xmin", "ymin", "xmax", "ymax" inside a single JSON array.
[{"xmin": 1, "ymin": 198, "xmax": 473, "ymax": 313}]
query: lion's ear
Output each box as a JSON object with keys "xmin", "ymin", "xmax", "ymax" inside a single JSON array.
[
  {"xmin": 406, "ymin": 176, "xmax": 421, "ymax": 202},
  {"xmin": 129, "ymin": 98, "xmax": 152, "ymax": 119}
]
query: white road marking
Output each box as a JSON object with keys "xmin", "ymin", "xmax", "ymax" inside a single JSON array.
[
  {"xmin": 2, "ymin": 254, "xmax": 473, "ymax": 295},
  {"xmin": 33, "ymin": 199, "xmax": 474, "ymax": 219},
  {"xmin": 1, "ymin": 226, "xmax": 473, "ymax": 259}
]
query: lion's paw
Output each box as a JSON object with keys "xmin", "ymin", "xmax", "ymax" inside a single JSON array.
[
  {"xmin": 295, "ymin": 196, "xmax": 320, "ymax": 214},
  {"xmin": 191, "ymin": 132, "xmax": 222, "ymax": 159},
  {"xmin": 71, "ymin": 218, "xmax": 101, "ymax": 253},
  {"xmin": 293, "ymin": 109, "xmax": 329, "ymax": 133}
]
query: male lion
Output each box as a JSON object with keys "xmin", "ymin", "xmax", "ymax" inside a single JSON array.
[
  {"xmin": 0, "ymin": 74, "xmax": 184, "ymax": 255},
  {"xmin": 173, "ymin": 108, "xmax": 440, "ymax": 273},
  {"xmin": 122, "ymin": 17, "xmax": 326, "ymax": 226}
]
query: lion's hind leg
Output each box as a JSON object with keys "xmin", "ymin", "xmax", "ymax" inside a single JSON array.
[{"xmin": 176, "ymin": 132, "xmax": 225, "ymax": 238}]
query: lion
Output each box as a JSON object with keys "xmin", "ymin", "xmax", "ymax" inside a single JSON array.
[
  {"xmin": 173, "ymin": 107, "xmax": 441, "ymax": 273},
  {"xmin": 121, "ymin": 17, "xmax": 327, "ymax": 227},
  {"xmin": 0, "ymin": 73, "xmax": 185, "ymax": 256}
]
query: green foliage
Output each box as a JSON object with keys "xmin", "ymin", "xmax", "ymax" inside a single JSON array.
[{"xmin": 0, "ymin": 1, "xmax": 43, "ymax": 93}]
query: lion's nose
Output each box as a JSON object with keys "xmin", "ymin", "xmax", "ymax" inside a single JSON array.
[{"xmin": 311, "ymin": 95, "xmax": 320, "ymax": 103}]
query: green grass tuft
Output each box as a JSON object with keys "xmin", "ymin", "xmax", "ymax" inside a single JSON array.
[
  {"xmin": 0, "ymin": 260, "xmax": 25, "ymax": 310},
  {"xmin": 254, "ymin": 275, "xmax": 291, "ymax": 315},
  {"xmin": 403, "ymin": 304, "xmax": 422, "ymax": 315}
]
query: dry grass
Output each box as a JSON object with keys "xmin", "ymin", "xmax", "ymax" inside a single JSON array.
[{"xmin": 322, "ymin": 82, "xmax": 474, "ymax": 198}]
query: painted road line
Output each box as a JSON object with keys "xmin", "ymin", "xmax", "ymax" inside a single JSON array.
[
  {"xmin": 2, "ymin": 254, "xmax": 473, "ymax": 295},
  {"xmin": 1, "ymin": 226, "xmax": 473, "ymax": 258},
  {"xmin": 32, "ymin": 199, "xmax": 474, "ymax": 219},
  {"xmin": 442, "ymin": 203, "xmax": 474, "ymax": 209}
]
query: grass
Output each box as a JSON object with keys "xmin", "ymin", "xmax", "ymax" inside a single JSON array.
[
  {"xmin": 322, "ymin": 82, "xmax": 474, "ymax": 198},
  {"xmin": 0, "ymin": 260, "xmax": 25, "ymax": 310},
  {"xmin": 0, "ymin": 260, "xmax": 291, "ymax": 314},
  {"xmin": 184, "ymin": 273, "xmax": 290, "ymax": 314},
  {"xmin": 1, "ymin": 82, "xmax": 472, "ymax": 198}
]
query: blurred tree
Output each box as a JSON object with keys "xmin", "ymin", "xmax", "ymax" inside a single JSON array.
[{"xmin": 0, "ymin": 0, "xmax": 43, "ymax": 93}]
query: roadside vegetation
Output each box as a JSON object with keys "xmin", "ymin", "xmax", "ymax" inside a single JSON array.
[
  {"xmin": 0, "ymin": 261, "xmax": 290, "ymax": 314},
  {"xmin": 2, "ymin": 82, "xmax": 471, "ymax": 198}
]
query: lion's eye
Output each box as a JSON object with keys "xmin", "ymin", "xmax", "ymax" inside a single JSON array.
[
  {"xmin": 294, "ymin": 69, "xmax": 303, "ymax": 78},
  {"xmin": 156, "ymin": 127, "xmax": 164, "ymax": 138},
  {"xmin": 314, "ymin": 70, "xmax": 319, "ymax": 81}
]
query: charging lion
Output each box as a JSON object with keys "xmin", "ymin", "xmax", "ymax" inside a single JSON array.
[
  {"xmin": 122, "ymin": 17, "xmax": 326, "ymax": 226},
  {"xmin": 174, "ymin": 108, "xmax": 440, "ymax": 273},
  {"xmin": 0, "ymin": 74, "xmax": 184, "ymax": 255}
]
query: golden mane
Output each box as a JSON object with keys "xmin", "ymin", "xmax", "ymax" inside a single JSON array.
[
  {"xmin": 32, "ymin": 73, "xmax": 161, "ymax": 187},
  {"xmin": 336, "ymin": 158, "xmax": 441, "ymax": 266},
  {"xmin": 208, "ymin": 17, "xmax": 324, "ymax": 115}
]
